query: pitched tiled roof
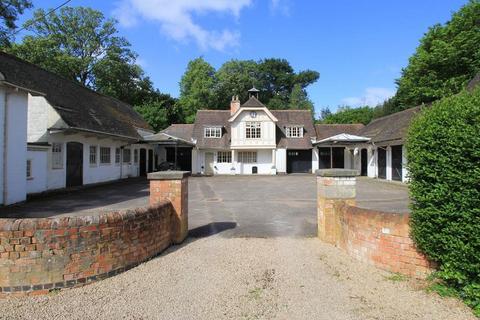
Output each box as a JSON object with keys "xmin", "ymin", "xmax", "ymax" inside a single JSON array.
[
  {"xmin": 192, "ymin": 108, "xmax": 315, "ymax": 150},
  {"xmin": 144, "ymin": 124, "xmax": 195, "ymax": 144},
  {"xmin": 241, "ymin": 96, "xmax": 266, "ymax": 108},
  {"xmin": 0, "ymin": 52, "xmax": 151, "ymax": 140},
  {"xmin": 193, "ymin": 110, "xmax": 232, "ymax": 149},
  {"xmin": 359, "ymin": 106, "xmax": 422, "ymax": 144},
  {"xmin": 314, "ymin": 124, "xmax": 365, "ymax": 141},
  {"xmin": 271, "ymin": 110, "xmax": 316, "ymax": 149}
]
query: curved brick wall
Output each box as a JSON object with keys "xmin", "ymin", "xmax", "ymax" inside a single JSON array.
[
  {"xmin": 335, "ymin": 204, "xmax": 434, "ymax": 278},
  {"xmin": 0, "ymin": 201, "xmax": 173, "ymax": 297}
]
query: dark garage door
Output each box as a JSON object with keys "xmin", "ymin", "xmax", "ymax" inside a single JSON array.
[
  {"xmin": 166, "ymin": 147, "xmax": 192, "ymax": 171},
  {"xmin": 391, "ymin": 145, "xmax": 403, "ymax": 181},
  {"xmin": 287, "ymin": 150, "xmax": 311, "ymax": 173},
  {"xmin": 377, "ymin": 148, "xmax": 387, "ymax": 179}
]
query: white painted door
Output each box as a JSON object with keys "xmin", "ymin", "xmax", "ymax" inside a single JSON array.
[{"xmin": 205, "ymin": 152, "xmax": 214, "ymax": 175}]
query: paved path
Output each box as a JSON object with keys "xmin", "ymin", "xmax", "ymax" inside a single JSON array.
[{"xmin": 0, "ymin": 237, "xmax": 474, "ymax": 320}]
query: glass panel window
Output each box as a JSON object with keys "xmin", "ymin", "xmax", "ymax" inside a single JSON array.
[
  {"xmin": 134, "ymin": 149, "xmax": 139, "ymax": 163},
  {"xmin": 286, "ymin": 126, "xmax": 303, "ymax": 138},
  {"xmin": 123, "ymin": 148, "xmax": 131, "ymax": 164},
  {"xmin": 238, "ymin": 151, "xmax": 257, "ymax": 163},
  {"xmin": 100, "ymin": 147, "xmax": 111, "ymax": 164},
  {"xmin": 204, "ymin": 127, "xmax": 222, "ymax": 138},
  {"xmin": 217, "ymin": 151, "xmax": 231, "ymax": 163},
  {"xmin": 246, "ymin": 122, "xmax": 261, "ymax": 139},
  {"xmin": 115, "ymin": 148, "xmax": 121, "ymax": 164},
  {"xmin": 89, "ymin": 146, "xmax": 97, "ymax": 165},
  {"xmin": 51, "ymin": 142, "xmax": 63, "ymax": 169},
  {"xmin": 26, "ymin": 159, "xmax": 32, "ymax": 178}
]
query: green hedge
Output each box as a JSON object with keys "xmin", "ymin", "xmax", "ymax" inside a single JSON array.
[{"xmin": 407, "ymin": 88, "xmax": 480, "ymax": 315}]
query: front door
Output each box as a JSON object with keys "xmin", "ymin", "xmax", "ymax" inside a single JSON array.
[
  {"xmin": 377, "ymin": 148, "xmax": 387, "ymax": 179},
  {"xmin": 361, "ymin": 149, "xmax": 368, "ymax": 176},
  {"xmin": 148, "ymin": 149, "xmax": 154, "ymax": 173},
  {"xmin": 391, "ymin": 145, "xmax": 403, "ymax": 181},
  {"xmin": 139, "ymin": 149, "xmax": 147, "ymax": 176},
  {"xmin": 205, "ymin": 152, "xmax": 214, "ymax": 175},
  {"xmin": 66, "ymin": 142, "xmax": 83, "ymax": 187}
]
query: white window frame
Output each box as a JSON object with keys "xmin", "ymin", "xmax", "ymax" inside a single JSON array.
[
  {"xmin": 134, "ymin": 149, "xmax": 139, "ymax": 164},
  {"xmin": 51, "ymin": 142, "xmax": 63, "ymax": 169},
  {"xmin": 238, "ymin": 151, "xmax": 257, "ymax": 163},
  {"xmin": 204, "ymin": 127, "xmax": 222, "ymax": 138},
  {"xmin": 123, "ymin": 148, "xmax": 131, "ymax": 164},
  {"xmin": 115, "ymin": 148, "xmax": 121, "ymax": 165},
  {"xmin": 217, "ymin": 151, "xmax": 232, "ymax": 163},
  {"xmin": 26, "ymin": 159, "xmax": 32, "ymax": 179},
  {"xmin": 246, "ymin": 122, "xmax": 261, "ymax": 139},
  {"xmin": 286, "ymin": 126, "xmax": 304, "ymax": 138},
  {"xmin": 89, "ymin": 145, "xmax": 97, "ymax": 166},
  {"xmin": 100, "ymin": 147, "xmax": 111, "ymax": 165}
]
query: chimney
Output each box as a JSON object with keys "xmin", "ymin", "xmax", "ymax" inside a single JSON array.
[{"xmin": 230, "ymin": 95, "xmax": 240, "ymax": 115}]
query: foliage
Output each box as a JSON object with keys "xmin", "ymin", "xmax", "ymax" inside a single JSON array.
[
  {"xmin": 289, "ymin": 84, "xmax": 314, "ymax": 113},
  {"xmin": 407, "ymin": 88, "xmax": 480, "ymax": 315},
  {"xmin": 6, "ymin": 6, "xmax": 157, "ymax": 106},
  {"xmin": 178, "ymin": 57, "xmax": 218, "ymax": 123},
  {"xmin": 0, "ymin": 0, "xmax": 32, "ymax": 46},
  {"xmin": 134, "ymin": 94, "xmax": 182, "ymax": 132},
  {"xmin": 320, "ymin": 105, "xmax": 375, "ymax": 125},
  {"xmin": 177, "ymin": 57, "xmax": 319, "ymax": 122},
  {"xmin": 378, "ymin": 0, "xmax": 480, "ymax": 115}
]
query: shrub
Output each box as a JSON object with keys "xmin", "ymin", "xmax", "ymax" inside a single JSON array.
[{"xmin": 407, "ymin": 87, "xmax": 480, "ymax": 315}]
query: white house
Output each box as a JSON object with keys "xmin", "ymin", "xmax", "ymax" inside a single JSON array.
[
  {"xmin": 0, "ymin": 52, "xmax": 156, "ymax": 203},
  {"xmin": 184, "ymin": 89, "xmax": 318, "ymax": 175}
]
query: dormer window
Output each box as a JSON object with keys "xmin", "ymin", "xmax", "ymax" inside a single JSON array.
[
  {"xmin": 204, "ymin": 127, "xmax": 222, "ymax": 138},
  {"xmin": 286, "ymin": 126, "xmax": 303, "ymax": 138}
]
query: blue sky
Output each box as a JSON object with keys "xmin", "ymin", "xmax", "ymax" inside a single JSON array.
[{"xmin": 18, "ymin": 0, "xmax": 467, "ymax": 115}]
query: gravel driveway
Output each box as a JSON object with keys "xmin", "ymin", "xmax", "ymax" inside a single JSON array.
[{"xmin": 0, "ymin": 236, "xmax": 474, "ymax": 320}]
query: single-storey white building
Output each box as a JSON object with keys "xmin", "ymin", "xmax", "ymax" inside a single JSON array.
[{"xmin": 0, "ymin": 52, "xmax": 156, "ymax": 204}]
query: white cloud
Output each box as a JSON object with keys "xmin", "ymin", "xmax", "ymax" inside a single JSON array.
[
  {"xmin": 341, "ymin": 87, "xmax": 396, "ymax": 107},
  {"xmin": 270, "ymin": 0, "xmax": 290, "ymax": 16},
  {"xmin": 113, "ymin": 0, "xmax": 252, "ymax": 51}
]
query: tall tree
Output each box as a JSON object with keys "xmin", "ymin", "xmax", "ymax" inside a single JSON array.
[
  {"xmin": 178, "ymin": 57, "xmax": 218, "ymax": 123},
  {"xmin": 0, "ymin": 0, "xmax": 32, "ymax": 46},
  {"xmin": 321, "ymin": 106, "xmax": 375, "ymax": 125},
  {"xmin": 289, "ymin": 84, "xmax": 314, "ymax": 114},
  {"xmin": 386, "ymin": 0, "xmax": 480, "ymax": 113},
  {"xmin": 134, "ymin": 94, "xmax": 182, "ymax": 132},
  {"xmin": 6, "ymin": 6, "xmax": 156, "ymax": 106}
]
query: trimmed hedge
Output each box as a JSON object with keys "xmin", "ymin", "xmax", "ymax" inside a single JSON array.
[{"xmin": 407, "ymin": 88, "xmax": 480, "ymax": 314}]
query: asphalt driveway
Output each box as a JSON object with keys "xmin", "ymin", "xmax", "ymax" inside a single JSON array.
[{"xmin": 0, "ymin": 175, "xmax": 410, "ymax": 238}]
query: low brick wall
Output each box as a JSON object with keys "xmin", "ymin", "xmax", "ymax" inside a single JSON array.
[
  {"xmin": 334, "ymin": 204, "xmax": 434, "ymax": 278},
  {"xmin": 0, "ymin": 201, "xmax": 173, "ymax": 297}
]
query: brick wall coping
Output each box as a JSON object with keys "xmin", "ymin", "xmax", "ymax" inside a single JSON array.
[
  {"xmin": 147, "ymin": 171, "xmax": 191, "ymax": 180},
  {"xmin": 0, "ymin": 199, "xmax": 171, "ymax": 231},
  {"xmin": 316, "ymin": 169, "xmax": 360, "ymax": 177}
]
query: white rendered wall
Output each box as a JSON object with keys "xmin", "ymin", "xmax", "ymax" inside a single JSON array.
[
  {"xmin": 386, "ymin": 146, "xmax": 392, "ymax": 181},
  {"xmin": 367, "ymin": 146, "xmax": 376, "ymax": 178},
  {"xmin": 402, "ymin": 144, "xmax": 408, "ymax": 182},
  {"xmin": 312, "ymin": 148, "xmax": 319, "ymax": 172},
  {"xmin": 230, "ymin": 110, "xmax": 276, "ymax": 149},
  {"xmin": 2, "ymin": 89, "xmax": 29, "ymax": 204},
  {"xmin": 196, "ymin": 149, "xmax": 275, "ymax": 175},
  {"xmin": 276, "ymin": 148, "xmax": 286, "ymax": 173},
  {"xmin": 26, "ymin": 148, "xmax": 48, "ymax": 194}
]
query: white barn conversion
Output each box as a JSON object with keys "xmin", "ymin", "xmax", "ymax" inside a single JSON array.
[{"xmin": 0, "ymin": 52, "xmax": 156, "ymax": 204}]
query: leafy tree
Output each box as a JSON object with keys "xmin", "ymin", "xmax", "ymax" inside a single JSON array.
[
  {"xmin": 321, "ymin": 106, "xmax": 375, "ymax": 125},
  {"xmin": 319, "ymin": 107, "xmax": 332, "ymax": 121},
  {"xmin": 215, "ymin": 59, "xmax": 260, "ymax": 107},
  {"xmin": 0, "ymin": 0, "xmax": 32, "ymax": 46},
  {"xmin": 134, "ymin": 94, "xmax": 182, "ymax": 132},
  {"xmin": 178, "ymin": 57, "xmax": 320, "ymax": 121},
  {"xmin": 407, "ymin": 87, "xmax": 480, "ymax": 316},
  {"xmin": 382, "ymin": 0, "xmax": 480, "ymax": 114},
  {"xmin": 178, "ymin": 57, "xmax": 217, "ymax": 123},
  {"xmin": 6, "ymin": 6, "xmax": 156, "ymax": 106},
  {"xmin": 289, "ymin": 84, "xmax": 314, "ymax": 114}
]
